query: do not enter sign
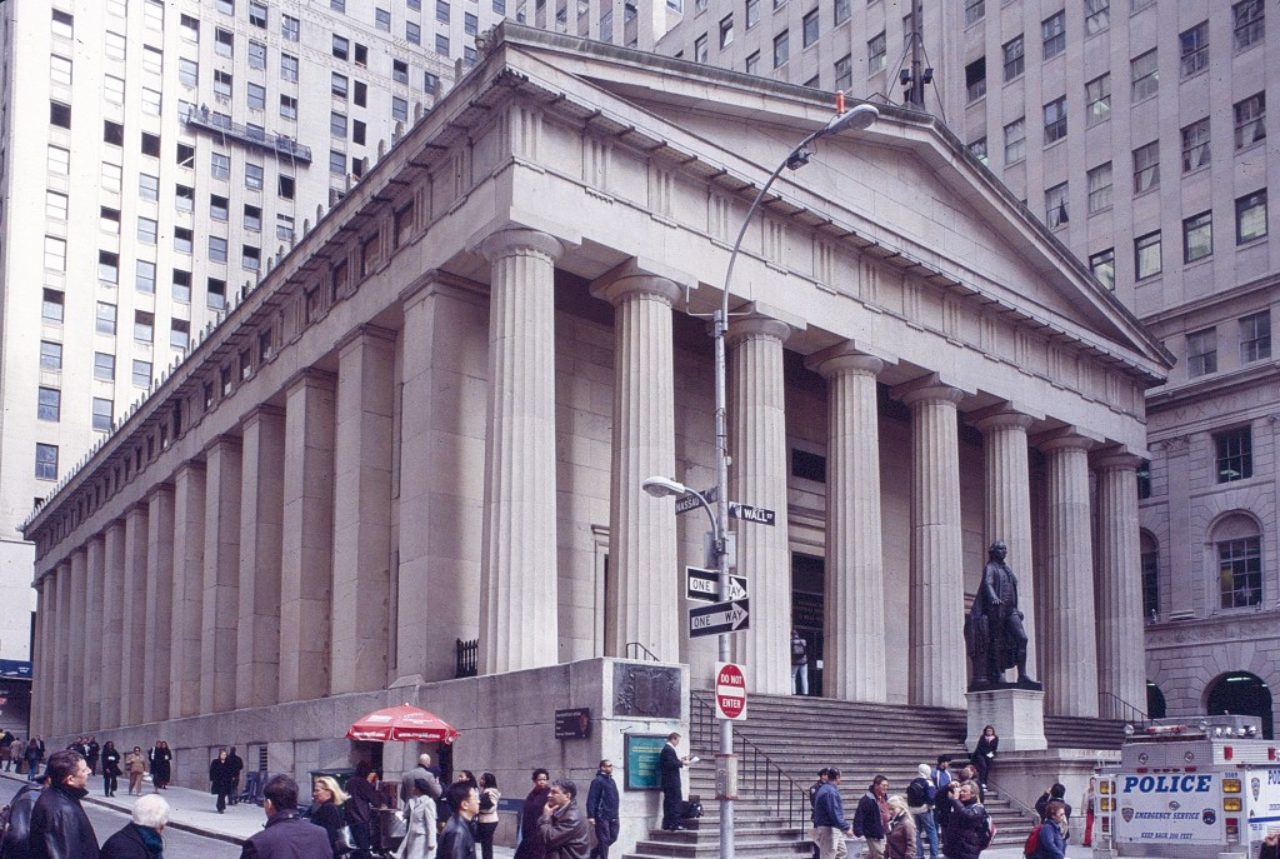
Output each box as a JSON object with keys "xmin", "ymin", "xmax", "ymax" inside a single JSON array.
[{"xmin": 715, "ymin": 662, "xmax": 748, "ymax": 720}]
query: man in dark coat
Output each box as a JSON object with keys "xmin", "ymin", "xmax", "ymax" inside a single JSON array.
[
  {"xmin": 852, "ymin": 775, "xmax": 889, "ymax": 859},
  {"xmin": 438, "ymin": 782, "xmax": 479, "ymax": 859},
  {"xmin": 209, "ymin": 750, "xmax": 236, "ymax": 813},
  {"xmin": 100, "ymin": 794, "xmax": 169, "ymax": 859},
  {"xmin": 812, "ymin": 768, "xmax": 852, "ymax": 859},
  {"xmin": 941, "ymin": 782, "xmax": 989, "ymax": 859},
  {"xmin": 539, "ymin": 780, "xmax": 589, "ymax": 859},
  {"xmin": 1, "ymin": 771, "xmax": 49, "ymax": 859},
  {"xmin": 659, "ymin": 733, "xmax": 689, "ymax": 832},
  {"xmin": 585, "ymin": 761, "xmax": 619, "ymax": 859},
  {"xmin": 514, "ymin": 768, "xmax": 552, "ymax": 859},
  {"xmin": 29, "ymin": 750, "xmax": 99, "ymax": 859},
  {"xmin": 239, "ymin": 775, "xmax": 331, "ymax": 859},
  {"xmin": 85, "ymin": 739, "xmax": 100, "ymax": 777},
  {"xmin": 225, "ymin": 747, "xmax": 244, "ymax": 805}
]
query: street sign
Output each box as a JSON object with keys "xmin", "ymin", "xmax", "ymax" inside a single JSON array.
[
  {"xmin": 685, "ymin": 567, "xmax": 748, "ymax": 602},
  {"xmin": 728, "ymin": 502, "xmax": 775, "ymax": 526},
  {"xmin": 715, "ymin": 662, "xmax": 748, "ymax": 720},
  {"xmin": 689, "ymin": 599, "xmax": 750, "ymax": 638},
  {"xmin": 674, "ymin": 486, "xmax": 718, "ymax": 515}
]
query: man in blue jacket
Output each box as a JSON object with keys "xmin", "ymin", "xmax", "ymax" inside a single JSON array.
[
  {"xmin": 853, "ymin": 775, "xmax": 889, "ymax": 859},
  {"xmin": 812, "ymin": 767, "xmax": 851, "ymax": 859},
  {"xmin": 585, "ymin": 760, "xmax": 620, "ymax": 859}
]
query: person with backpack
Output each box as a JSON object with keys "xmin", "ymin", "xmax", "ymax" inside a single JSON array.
[
  {"xmin": 1, "ymin": 770, "xmax": 50, "ymax": 859},
  {"xmin": 907, "ymin": 764, "xmax": 938, "ymax": 859},
  {"xmin": 942, "ymin": 782, "xmax": 990, "ymax": 859},
  {"xmin": 1028, "ymin": 801, "xmax": 1068, "ymax": 859}
]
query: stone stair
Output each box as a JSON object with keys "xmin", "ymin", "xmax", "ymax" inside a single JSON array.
[{"xmin": 1044, "ymin": 714, "xmax": 1127, "ymax": 750}]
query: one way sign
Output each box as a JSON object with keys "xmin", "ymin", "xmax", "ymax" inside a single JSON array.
[
  {"xmin": 689, "ymin": 600, "xmax": 750, "ymax": 638},
  {"xmin": 686, "ymin": 567, "xmax": 748, "ymax": 603}
]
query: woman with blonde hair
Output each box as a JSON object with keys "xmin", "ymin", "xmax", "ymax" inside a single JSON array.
[
  {"xmin": 311, "ymin": 776, "xmax": 350, "ymax": 857},
  {"xmin": 885, "ymin": 795, "xmax": 918, "ymax": 859}
]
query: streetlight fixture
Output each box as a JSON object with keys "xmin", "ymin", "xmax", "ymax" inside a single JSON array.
[{"xmin": 647, "ymin": 100, "xmax": 878, "ymax": 859}]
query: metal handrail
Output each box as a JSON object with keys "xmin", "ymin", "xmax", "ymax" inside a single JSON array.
[
  {"xmin": 1098, "ymin": 691, "xmax": 1148, "ymax": 726},
  {"xmin": 689, "ymin": 690, "xmax": 812, "ymax": 834},
  {"xmin": 624, "ymin": 642, "xmax": 660, "ymax": 662}
]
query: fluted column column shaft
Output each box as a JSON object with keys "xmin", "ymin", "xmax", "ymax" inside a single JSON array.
[
  {"xmin": 238, "ymin": 407, "xmax": 286, "ymax": 709},
  {"xmin": 903, "ymin": 383, "xmax": 967, "ymax": 708},
  {"xmin": 202, "ymin": 438, "xmax": 242, "ymax": 713},
  {"xmin": 280, "ymin": 372, "xmax": 337, "ymax": 702},
  {"xmin": 144, "ymin": 486, "xmax": 176, "ymax": 722},
  {"xmin": 1095, "ymin": 453, "xmax": 1145, "ymax": 717},
  {"xmin": 817, "ymin": 352, "xmax": 886, "ymax": 702},
  {"xmin": 332, "ymin": 328, "xmax": 394, "ymax": 693},
  {"xmin": 33, "ymin": 581, "xmax": 48, "ymax": 736},
  {"xmin": 120, "ymin": 507, "xmax": 149, "ymax": 726},
  {"xmin": 171, "ymin": 463, "xmax": 207, "ymax": 718},
  {"xmin": 100, "ymin": 521, "xmax": 127, "ymax": 727},
  {"xmin": 477, "ymin": 230, "xmax": 563, "ymax": 675},
  {"xmin": 1041, "ymin": 436, "xmax": 1100, "ymax": 716},
  {"xmin": 66, "ymin": 550, "xmax": 87, "ymax": 734},
  {"xmin": 51, "ymin": 568, "xmax": 69, "ymax": 735},
  {"xmin": 84, "ymin": 537, "xmax": 106, "ymax": 730},
  {"xmin": 977, "ymin": 412, "xmax": 1039, "ymax": 679},
  {"xmin": 597, "ymin": 274, "xmax": 681, "ymax": 661},
  {"xmin": 729, "ymin": 317, "xmax": 792, "ymax": 695}
]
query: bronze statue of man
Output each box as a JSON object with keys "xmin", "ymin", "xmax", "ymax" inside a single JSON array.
[{"xmin": 967, "ymin": 540, "xmax": 1038, "ymax": 689}]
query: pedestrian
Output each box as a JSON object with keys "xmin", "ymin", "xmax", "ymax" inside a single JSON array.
[
  {"xmin": 23, "ymin": 739, "xmax": 43, "ymax": 781},
  {"xmin": 394, "ymin": 778, "xmax": 438, "ymax": 859},
  {"xmin": 101, "ymin": 794, "xmax": 170, "ymax": 859},
  {"xmin": 209, "ymin": 749, "xmax": 236, "ymax": 813},
  {"xmin": 934, "ymin": 782, "xmax": 958, "ymax": 846},
  {"xmin": 931, "ymin": 758, "xmax": 951, "ymax": 793},
  {"xmin": 124, "ymin": 747, "xmax": 147, "ymax": 796},
  {"xmin": 791, "ymin": 629, "xmax": 809, "ymax": 695},
  {"xmin": 344, "ymin": 760, "xmax": 379, "ymax": 859},
  {"xmin": 400, "ymin": 753, "xmax": 443, "ymax": 804},
  {"xmin": 1031, "ymin": 800, "xmax": 1068, "ymax": 859},
  {"xmin": 1, "ymin": 770, "xmax": 50, "ymax": 859},
  {"xmin": 226, "ymin": 747, "xmax": 244, "ymax": 805},
  {"xmin": 812, "ymin": 767, "xmax": 852, "ymax": 859},
  {"xmin": 809, "ymin": 768, "xmax": 831, "ymax": 859},
  {"xmin": 659, "ymin": 733, "xmax": 690, "ymax": 832},
  {"xmin": 941, "ymin": 782, "xmax": 989, "ymax": 859},
  {"xmin": 514, "ymin": 769, "xmax": 552, "ymax": 859},
  {"xmin": 101, "ymin": 742, "xmax": 122, "ymax": 797},
  {"xmin": 29, "ymin": 750, "xmax": 99, "ymax": 859},
  {"xmin": 476, "ymin": 773, "xmax": 501, "ymax": 859},
  {"xmin": 239, "ymin": 775, "xmax": 331, "ymax": 859},
  {"xmin": 1081, "ymin": 778, "xmax": 1096, "ymax": 847},
  {"xmin": 438, "ymin": 782, "xmax": 479, "ymax": 859},
  {"xmin": 907, "ymin": 764, "xmax": 938, "ymax": 859},
  {"xmin": 86, "ymin": 738, "xmax": 100, "ymax": 776},
  {"xmin": 885, "ymin": 796, "xmax": 917, "ymax": 859},
  {"xmin": 853, "ymin": 775, "xmax": 890, "ymax": 859},
  {"xmin": 309, "ymin": 776, "xmax": 349, "ymax": 857},
  {"xmin": 1033, "ymin": 784, "xmax": 1071, "ymax": 823},
  {"xmin": 538, "ymin": 779, "xmax": 589, "ymax": 859},
  {"xmin": 0, "ymin": 728, "xmax": 14, "ymax": 773},
  {"xmin": 1260, "ymin": 832, "xmax": 1280, "ymax": 859},
  {"xmin": 147, "ymin": 742, "xmax": 172, "ymax": 791},
  {"xmin": 585, "ymin": 761, "xmax": 619, "ymax": 859},
  {"xmin": 970, "ymin": 727, "xmax": 998, "ymax": 792}
]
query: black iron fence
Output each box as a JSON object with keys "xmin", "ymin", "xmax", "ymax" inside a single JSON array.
[{"xmin": 455, "ymin": 638, "xmax": 478, "ymax": 678}]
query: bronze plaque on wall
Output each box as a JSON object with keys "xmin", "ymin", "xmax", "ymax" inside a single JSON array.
[{"xmin": 613, "ymin": 665, "xmax": 681, "ymax": 718}]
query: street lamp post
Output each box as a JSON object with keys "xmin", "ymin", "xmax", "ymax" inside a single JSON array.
[{"xmin": 646, "ymin": 101, "xmax": 878, "ymax": 859}]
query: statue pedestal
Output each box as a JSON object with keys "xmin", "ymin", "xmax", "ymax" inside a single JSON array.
[{"xmin": 966, "ymin": 687, "xmax": 1047, "ymax": 751}]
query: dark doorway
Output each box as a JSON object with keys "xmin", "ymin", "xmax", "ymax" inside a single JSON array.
[
  {"xmin": 791, "ymin": 553, "xmax": 824, "ymax": 697},
  {"xmin": 1146, "ymin": 681, "xmax": 1167, "ymax": 720},
  {"xmin": 1206, "ymin": 672, "xmax": 1274, "ymax": 739}
]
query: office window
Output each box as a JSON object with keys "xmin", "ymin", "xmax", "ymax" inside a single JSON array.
[
  {"xmin": 774, "ymin": 30, "xmax": 789, "ymax": 67},
  {"xmin": 180, "ymin": 14, "xmax": 199, "ymax": 41},
  {"xmin": 247, "ymin": 83, "xmax": 266, "ymax": 111},
  {"xmin": 215, "ymin": 28, "xmax": 233, "ymax": 57},
  {"xmin": 209, "ymin": 236, "xmax": 228, "ymax": 263},
  {"xmin": 1135, "ymin": 231, "xmax": 1161, "ymax": 279},
  {"xmin": 1131, "ymin": 50, "xmax": 1158, "ymax": 101},
  {"xmin": 280, "ymin": 95, "xmax": 298, "ymax": 120},
  {"xmin": 105, "ymin": 75, "xmax": 126, "ymax": 105},
  {"xmin": 1042, "ymin": 11, "xmax": 1065, "ymax": 59},
  {"xmin": 834, "ymin": 54, "xmax": 852, "ymax": 92},
  {"xmin": 177, "ymin": 142, "xmax": 195, "ymax": 169},
  {"xmin": 1234, "ymin": 0, "xmax": 1264, "ymax": 50},
  {"xmin": 1219, "ymin": 534, "xmax": 1262, "ymax": 608},
  {"xmin": 144, "ymin": 0, "xmax": 164, "ymax": 29},
  {"xmin": 965, "ymin": 58, "xmax": 986, "ymax": 101},
  {"xmin": 277, "ymin": 214, "xmax": 295, "ymax": 242},
  {"xmin": 1215, "ymin": 426, "xmax": 1252, "ymax": 483},
  {"xmin": 216, "ymin": 0, "xmax": 234, "ymax": 13},
  {"xmin": 106, "ymin": 31, "xmax": 127, "ymax": 61},
  {"xmin": 50, "ymin": 54, "xmax": 73, "ymax": 87},
  {"xmin": 275, "ymin": 53, "xmax": 298, "ymax": 83},
  {"xmin": 135, "ymin": 311, "xmax": 155, "ymax": 343},
  {"xmin": 464, "ymin": 46, "xmax": 477, "ymax": 66},
  {"xmin": 137, "ymin": 218, "xmax": 158, "ymax": 246},
  {"xmin": 393, "ymin": 59, "xmax": 408, "ymax": 84},
  {"xmin": 44, "ymin": 236, "xmax": 67, "ymax": 272},
  {"xmin": 1045, "ymin": 182, "xmax": 1069, "ymax": 228},
  {"xmin": 745, "ymin": 52, "xmax": 760, "ymax": 75},
  {"xmin": 465, "ymin": 11, "xmax": 477, "ymax": 34},
  {"xmin": 130, "ymin": 360, "xmax": 152, "ymax": 387},
  {"xmin": 1084, "ymin": 0, "xmax": 1109, "ymax": 35},
  {"xmin": 94, "ymin": 351, "xmax": 116, "ymax": 381},
  {"xmin": 1234, "ymin": 93, "xmax": 1266, "ymax": 150},
  {"xmin": 214, "ymin": 70, "xmax": 233, "ymax": 99},
  {"xmin": 1087, "ymin": 163, "xmax": 1112, "ymax": 214},
  {"xmin": 171, "ymin": 319, "xmax": 190, "ymax": 351},
  {"xmin": 1179, "ymin": 22, "xmax": 1209, "ymax": 77},
  {"xmin": 333, "ymin": 35, "xmax": 350, "ymax": 60},
  {"xmin": 50, "ymin": 101, "xmax": 71, "ymax": 129},
  {"xmin": 719, "ymin": 14, "xmax": 734, "ymax": 48},
  {"xmin": 694, "ymin": 34, "xmax": 708, "ymax": 63},
  {"xmin": 140, "ymin": 88, "xmax": 161, "ymax": 116},
  {"xmin": 103, "ymin": 163, "xmax": 124, "ymax": 195},
  {"xmin": 249, "ymin": 1, "xmax": 267, "ymax": 27},
  {"xmin": 1240, "ymin": 311, "xmax": 1271, "ymax": 363},
  {"xmin": 1002, "ymin": 36, "xmax": 1024, "ymax": 82},
  {"xmin": 437, "ymin": 0, "xmax": 451, "ymax": 22},
  {"xmin": 392, "ymin": 97, "xmax": 408, "ymax": 122},
  {"xmin": 98, "ymin": 251, "xmax": 119, "ymax": 284},
  {"xmin": 330, "ymin": 150, "xmax": 346, "ymax": 175},
  {"xmin": 802, "ymin": 9, "xmax": 819, "ymax": 47},
  {"xmin": 47, "ymin": 145, "xmax": 70, "ymax": 175},
  {"xmin": 38, "ymin": 388, "xmax": 61, "ymax": 422},
  {"xmin": 867, "ymin": 32, "xmax": 886, "ymax": 72},
  {"xmin": 353, "ymin": 81, "xmax": 368, "ymax": 107},
  {"xmin": 1183, "ymin": 211, "xmax": 1213, "ymax": 263},
  {"xmin": 964, "ymin": 0, "xmax": 984, "ymax": 26},
  {"xmin": 407, "ymin": 21, "xmax": 421, "ymax": 44},
  {"xmin": 92, "ymin": 397, "xmax": 114, "ymax": 432},
  {"xmin": 35, "ymin": 444, "xmax": 59, "ymax": 481},
  {"xmin": 278, "ymin": 174, "xmax": 295, "ymax": 199},
  {"xmin": 375, "ymin": 8, "xmax": 391, "ymax": 30},
  {"xmin": 40, "ymin": 341, "xmax": 63, "ymax": 371},
  {"xmin": 1003, "ymin": 117, "xmax": 1025, "ymax": 164},
  {"xmin": 136, "ymin": 260, "xmax": 157, "ymax": 294},
  {"xmin": 204, "ymin": 278, "xmax": 226, "ymax": 311},
  {"xmin": 52, "ymin": 9, "xmax": 74, "ymax": 40},
  {"xmin": 179, "ymin": 58, "xmax": 198, "ymax": 88},
  {"xmin": 746, "ymin": 0, "xmax": 760, "ymax": 28},
  {"xmin": 1236, "ymin": 190, "xmax": 1268, "ymax": 244},
  {"xmin": 211, "ymin": 152, "xmax": 230, "ymax": 180},
  {"xmin": 174, "ymin": 227, "xmax": 193, "ymax": 254},
  {"xmin": 1133, "ymin": 141, "xmax": 1159, "ymax": 193},
  {"xmin": 1043, "ymin": 97, "xmax": 1067, "ymax": 143},
  {"xmin": 1089, "ymin": 248, "xmax": 1115, "ymax": 290},
  {"xmin": 282, "ymin": 14, "xmax": 300, "ymax": 41},
  {"xmin": 244, "ymin": 204, "xmax": 262, "ymax": 233},
  {"xmin": 242, "ymin": 246, "xmax": 260, "ymax": 271},
  {"xmin": 833, "ymin": 0, "xmax": 849, "ymax": 25},
  {"xmin": 333, "ymin": 0, "xmax": 346, "ymax": 10},
  {"xmin": 352, "ymin": 120, "xmax": 366, "ymax": 145},
  {"xmin": 1181, "ymin": 119, "xmax": 1211, "ymax": 173},
  {"xmin": 46, "ymin": 191, "xmax": 69, "ymax": 221},
  {"xmin": 173, "ymin": 269, "xmax": 192, "ymax": 303},
  {"xmin": 248, "ymin": 40, "xmax": 266, "ymax": 69}
]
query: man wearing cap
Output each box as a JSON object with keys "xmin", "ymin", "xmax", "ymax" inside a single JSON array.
[
  {"xmin": 907, "ymin": 764, "xmax": 939, "ymax": 859},
  {"xmin": 812, "ymin": 767, "xmax": 851, "ymax": 859}
]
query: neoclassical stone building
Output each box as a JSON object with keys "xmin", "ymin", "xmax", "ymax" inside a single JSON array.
[{"xmin": 24, "ymin": 24, "xmax": 1168, "ymax": 806}]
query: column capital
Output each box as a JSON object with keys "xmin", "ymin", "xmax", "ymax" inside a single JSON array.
[
  {"xmin": 474, "ymin": 228, "xmax": 564, "ymax": 263},
  {"xmin": 284, "ymin": 367, "xmax": 337, "ymax": 395},
  {"xmin": 726, "ymin": 314, "xmax": 791, "ymax": 347},
  {"xmin": 242, "ymin": 404, "xmax": 286, "ymax": 429},
  {"xmin": 398, "ymin": 270, "xmax": 485, "ymax": 311},
  {"xmin": 805, "ymin": 343, "xmax": 887, "ymax": 379},
  {"xmin": 590, "ymin": 271, "xmax": 682, "ymax": 307},
  {"xmin": 204, "ymin": 433, "xmax": 243, "ymax": 455},
  {"xmin": 144, "ymin": 482, "xmax": 175, "ymax": 503},
  {"xmin": 336, "ymin": 324, "xmax": 397, "ymax": 356},
  {"xmin": 892, "ymin": 374, "xmax": 967, "ymax": 408},
  {"xmin": 1035, "ymin": 427, "xmax": 1101, "ymax": 453},
  {"xmin": 174, "ymin": 460, "xmax": 207, "ymax": 480},
  {"xmin": 1093, "ymin": 447, "xmax": 1145, "ymax": 470},
  {"xmin": 971, "ymin": 405, "xmax": 1037, "ymax": 433}
]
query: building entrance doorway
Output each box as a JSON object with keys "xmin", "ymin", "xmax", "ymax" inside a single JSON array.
[
  {"xmin": 1206, "ymin": 671, "xmax": 1273, "ymax": 739},
  {"xmin": 791, "ymin": 553, "xmax": 824, "ymax": 697}
]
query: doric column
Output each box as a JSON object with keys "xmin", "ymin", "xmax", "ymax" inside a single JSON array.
[
  {"xmin": 37, "ymin": 574, "xmax": 56, "ymax": 736},
  {"xmin": 100, "ymin": 520, "xmax": 127, "ymax": 727},
  {"xmin": 811, "ymin": 349, "xmax": 886, "ymax": 702},
  {"xmin": 84, "ymin": 536, "xmax": 106, "ymax": 730},
  {"xmin": 898, "ymin": 378, "xmax": 967, "ymax": 709},
  {"xmin": 66, "ymin": 549, "xmax": 87, "ymax": 734},
  {"xmin": 202, "ymin": 437, "xmax": 242, "ymax": 713},
  {"xmin": 279, "ymin": 371, "xmax": 337, "ymax": 702},
  {"xmin": 171, "ymin": 462, "xmax": 207, "ymax": 718},
  {"xmin": 728, "ymin": 316, "xmax": 793, "ymax": 694},
  {"xmin": 144, "ymin": 485, "xmax": 176, "ymax": 722},
  {"xmin": 51, "ymin": 566, "xmax": 69, "ymax": 735},
  {"xmin": 332, "ymin": 328, "xmax": 394, "ymax": 693},
  {"xmin": 238, "ymin": 407, "xmax": 286, "ymax": 709},
  {"xmin": 1039, "ymin": 432, "xmax": 1099, "ymax": 716},
  {"xmin": 593, "ymin": 271, "xmax": 681, "ymax": 661},
  {"xmin": 120, "ymin": 506, "xmax": 149, "ymax": 726},
  {"xmin": 476, "ymin": 229, "xmax": 563, "ymax": 675},
  {"xmin": 1094, "ymin": 451, "xmax": 1146, "ymax": 718},
  {"xmin": 975, "ymin": 408, "xmax": 1039, "ymax": 680}
]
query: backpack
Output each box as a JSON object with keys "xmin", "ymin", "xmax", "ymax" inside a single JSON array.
[
  {"xmin": 1023, "ymin": 822, "xmax": 1043, "ymax": 858},
  {"xmin": 681, "ymin": 800, "xmax": 703, "ymax": 819},
  {"xmin": 906, "ymin": 778, "xmax": 928, "ymax": 808},
  {"xmin": 979, "ymin": 809, "xmax": 995, "ymax": 849}
]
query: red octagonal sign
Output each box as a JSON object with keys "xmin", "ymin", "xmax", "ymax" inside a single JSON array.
[{"xmin": 715, "ymin": 662, "xmax": 747, "ymax": 720}]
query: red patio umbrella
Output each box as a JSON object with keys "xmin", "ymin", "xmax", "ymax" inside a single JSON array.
[{"xmin": 346, "ymin": 704, "xmax": 460, "ymax": 744}]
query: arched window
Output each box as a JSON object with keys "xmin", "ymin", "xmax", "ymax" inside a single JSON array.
[
  {"xmin": 1140, "ymin": 530, "xmax": 1159, "ymax": 620},
  {"xmin": 1146, "ymin": 681, "xmax": 1167, "ymax": 720},
  {"xmin": 1205, "ymin": 671, "xmax": 1273, "ymax": 739},
  {"xmin": 1210, "ymin": 512, "xmax": 1262, "ymax": 609}
]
